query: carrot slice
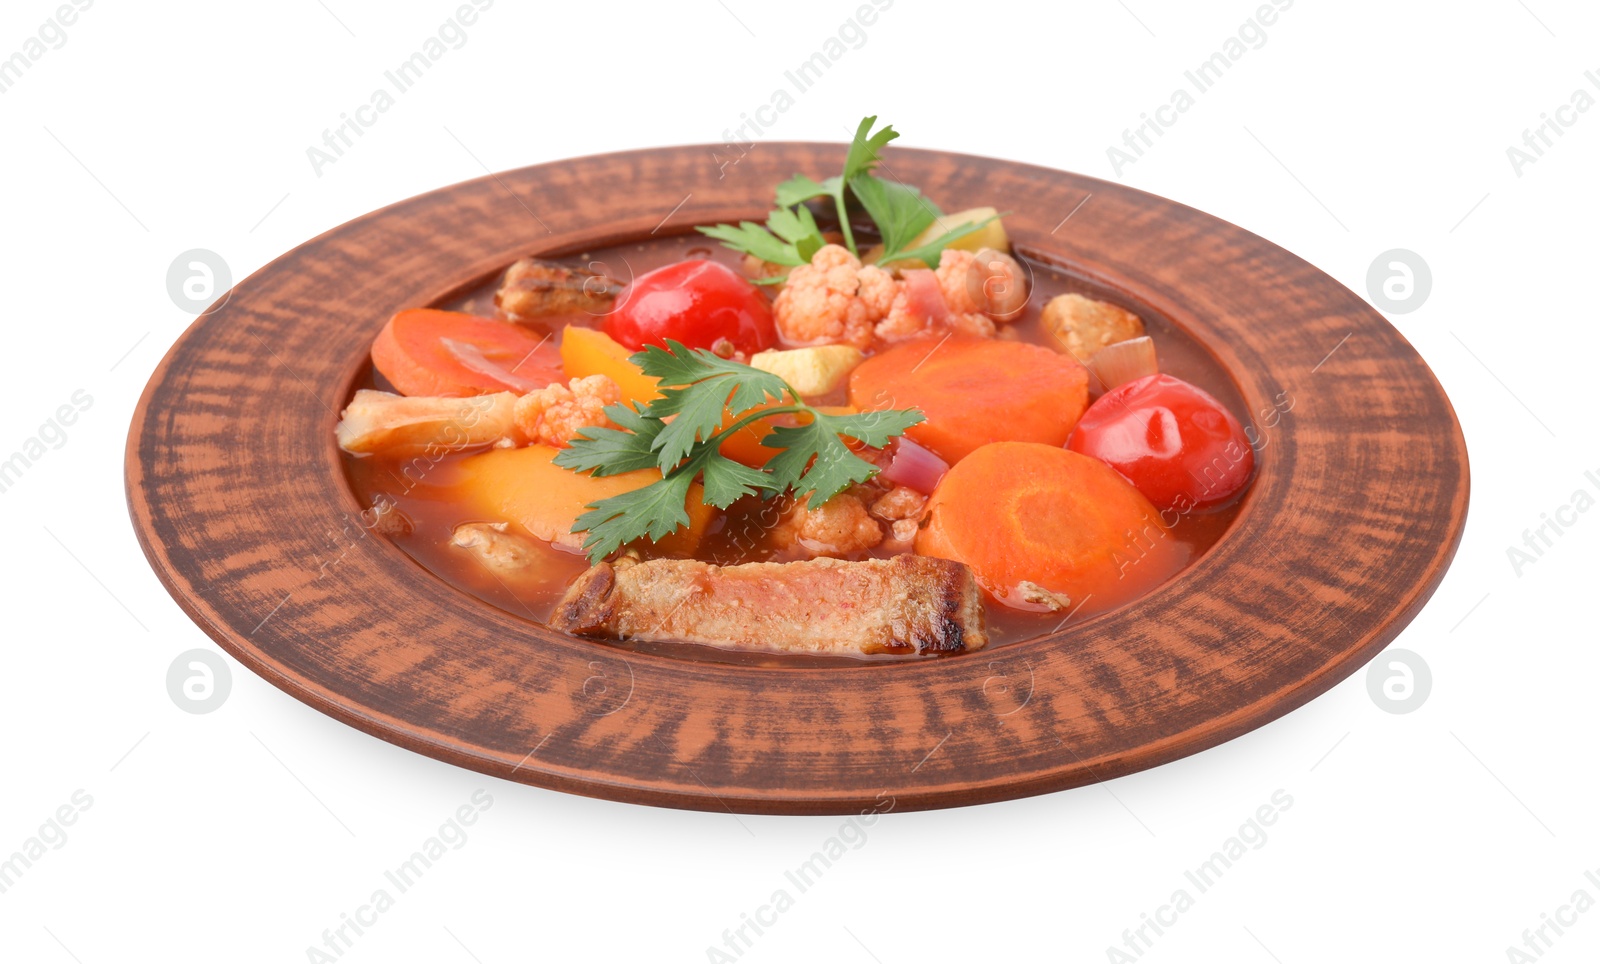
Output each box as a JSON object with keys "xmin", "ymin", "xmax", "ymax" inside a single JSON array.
[
  {"xmin": 372, "ymin": 309, "xmax": 564, "ymax": 397},
  {"xmin": 559, "ymin": 325, "xmax": 661, "ymax": 405},
  {"xmin": 915, "ymin": 442, "xmax": 1186, "ymax": 612},
  {"xmin": 848, "ymin": 335, "xmax": 1089, "ymax": 464},
  {"xmin": 453, "ymin": 444, "xmax": 713, "ymax": 556}
]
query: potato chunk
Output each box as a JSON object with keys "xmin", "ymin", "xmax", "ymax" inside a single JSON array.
[
  {"xmin": 750, "ymin": 345, "xmax": 864, "ymax": 396},
  {"xmin": 905, "ymin": 206, "xmax": 1009, "ymax": 256},
  {"xmin": 1042, "ymin": 294, "xmax": 1146, "ymax": 363},
  {"xmin": 335, "ymin": 389, "xmax": 518, "ymax": 456}
]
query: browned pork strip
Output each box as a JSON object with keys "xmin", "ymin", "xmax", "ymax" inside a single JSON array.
[
  {"xmin": 551, "ymin": 555, "xmax": 988, "ymax": 656},
  {"xmin": 495, "ymin": 258, "xmax": 623, "ymax": 319}
]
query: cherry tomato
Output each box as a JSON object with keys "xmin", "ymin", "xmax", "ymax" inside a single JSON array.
[
  {"xmin": 1067, "ymin": 373, "xmax": 1254, "ymax": 511},
  {"xmin": 605, "ymin": 260, "xmax": 777, "ymax": 355}
]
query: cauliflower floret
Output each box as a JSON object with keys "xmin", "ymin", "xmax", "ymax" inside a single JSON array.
[
  {"xmin": 878, "ymin": 249, "xmax": 1027, "ymax": 343},
  {"xmin": 888, "ymin": 518, "xmax": 919, "ymax": 544},
  {"xmin": 871, "ymin": 486, "xmax": 926, "ymax": 554},
  {"xmin": 933, "ymin": 250, "xmax": 1010, "ymax": 335},
  {"xmin": 948, "ymin": 311, "xmax": 997, "ymax": 338},
  {"xmin": 938, "ymin": 247, "xmax": 1030, "ymax": 322},
  {"xmin": 773, "ymin": 245, "xmax": 895, "ymax": 350},
  {"xmin": 870, "ymin": 485, "xmax": 927, "ymax": 523},
  {"xmin": 513, "ymin": 374, "xmax": 622, "ymax": 448},
  {"xmin": 937, "ymin": 249, "xmax": 985, "ymax": 316},
  {"xmin": 876, "ymin": 262, "xmax": 996, "ymax": 343},
  {"xmin": 873, "ymin": 299, "xmax": 928, "ymax": 343},
  {"xmin": 777, "ymin": 491, "xmax": 884, "ymax": 557},
  {"xmin": 857, "ymin": 264, "xmax": 897, "ymax": 315}
]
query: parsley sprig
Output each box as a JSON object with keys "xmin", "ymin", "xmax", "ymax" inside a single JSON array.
[
  {"xmin": 696, "ymin": 205, "xmax": 826, "ymax": 273},
  {"xmin": 553, "ymin": 342, "xmax": 924, "ymax": 564},
  {"xmin": 697, "ymin": 116, "xmax": 996, "ymax": 275}
]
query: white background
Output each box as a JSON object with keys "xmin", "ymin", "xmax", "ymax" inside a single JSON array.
[{"xmin": 2, "ymin": 0, "xmax": 1595, "ymax": 961}]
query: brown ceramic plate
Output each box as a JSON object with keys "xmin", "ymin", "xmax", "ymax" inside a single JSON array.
[{"xmin": 125, "ymin": 144, "xmax": 1469, "ymax": 814}]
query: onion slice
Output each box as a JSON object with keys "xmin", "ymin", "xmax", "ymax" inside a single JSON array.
[
  {"xmin": 900, "ymin": 269, "xmax": 951, "ymax": 327},
  {"xmin": 441, "ymin": 337, "xmax": 550, "ymax": 394},
  {"xmin": 1087, "ymin": 336, "xmax": 1158, "ymax": 391},
  {"xmin": 880, "ymin": 436, "xmax": 950, "ymax": 494}
]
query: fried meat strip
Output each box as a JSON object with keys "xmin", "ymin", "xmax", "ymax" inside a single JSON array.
[
  {"xmin": 495, "ymin": 258, "xmax": 623, "ymax": 319},
  {"xmin": 551, "ymin": 555, "xmax": 987, "ymax": 656}
]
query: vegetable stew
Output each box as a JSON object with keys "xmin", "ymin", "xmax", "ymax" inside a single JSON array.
[{"xmin": 338, "ymin": 118, "xmax": 1257, "ymax": 663}]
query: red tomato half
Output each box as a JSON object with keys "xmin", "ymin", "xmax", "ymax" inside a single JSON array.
[
  {"xmin": 606, "ymin": 260, "xmax": 776, "ymax": 355},
  {"xmin": 1067, "ymin": 373, "xmax": 1254, "ymax": 511}
]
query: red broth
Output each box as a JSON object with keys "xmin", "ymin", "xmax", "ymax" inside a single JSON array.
[{"xmin": 342, "ymin": 234, "xmax": 1249, "ymax": 664}]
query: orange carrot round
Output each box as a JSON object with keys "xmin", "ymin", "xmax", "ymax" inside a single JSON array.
[
  {"xmin": 915, "ymin": 442, "xmax": 1186, "ymax": 612},
  {"xmin": 848, "ymin": 335, "xmax": 1088, "ymax": 464},
  {"xmin": 372, "ymin": 309, "xmax": 564, "ymax": 397}
]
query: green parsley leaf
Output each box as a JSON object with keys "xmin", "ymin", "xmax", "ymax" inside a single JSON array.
[
  {"xmin": 699, "ymin": 455, "xmax": 780, "ymax": 508},
  {"xmin": 765, "ymin": 205, "xmax": 826, "ymax": 263},
  {"xmin": 701, "ymin": 116, "xmax": 997, "ymax": 271},
  {"xmin": 762, "ymin": 406, "xmax": 927, "ymax": 508},
  {"xmin": 848, "ymin": 175, "xmax": 938, "ymax": 262},
  {"xmin": 841, "ymin": 115, "xmax": 898, "ymax": 182},
  {"xmin": 879, "ymin": 217, "xmax": 998, "ymax": 268},
  {"xmin": 762, "ymin": 420, "xmax": 880, "ymax": 510},
  {"xmin": 765, "ymin": 117, "xmax": 899, "ymax": 256},
  {"xmin": 572, "ymin": 470, "xmax": 696, "ymax": 560},
  {"xmin": 774, "ymin": 174, "xmax": 834, "ymax": 208},
  {"xmin": 553, "ymin": 402, "xmax": 665, "ymax": 476},
  {"xmin": 630, "ymin": 340, "xmax": 715, "ymax": 385},
  {"xmin": 696, "ymin": 205, "xmax": 827, "ymax": 267},
  {"xmin": 696, "ymin": 220, "xmax": 808, "ymax": 266},
  {"xmin": 557, "ymin": 343, "xmax": 923, "ymax": 564},
  {"xmin": 649, "ymin": 382, "xmax": 738, "ymax": 474},
  {"xmin": 634, "ymin": 341, "xmax": 788, "ymax": 414},
  {"xmin": 819, "ymin": 408, "xmax": 927, "ymax": 448},
  {"xmin": 830, "ymin": 115, "xmax": 900, "ymax": 254},
  {"xmin": 707, "ymin": 116, "xmax": 986, "ymax": 266}
]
